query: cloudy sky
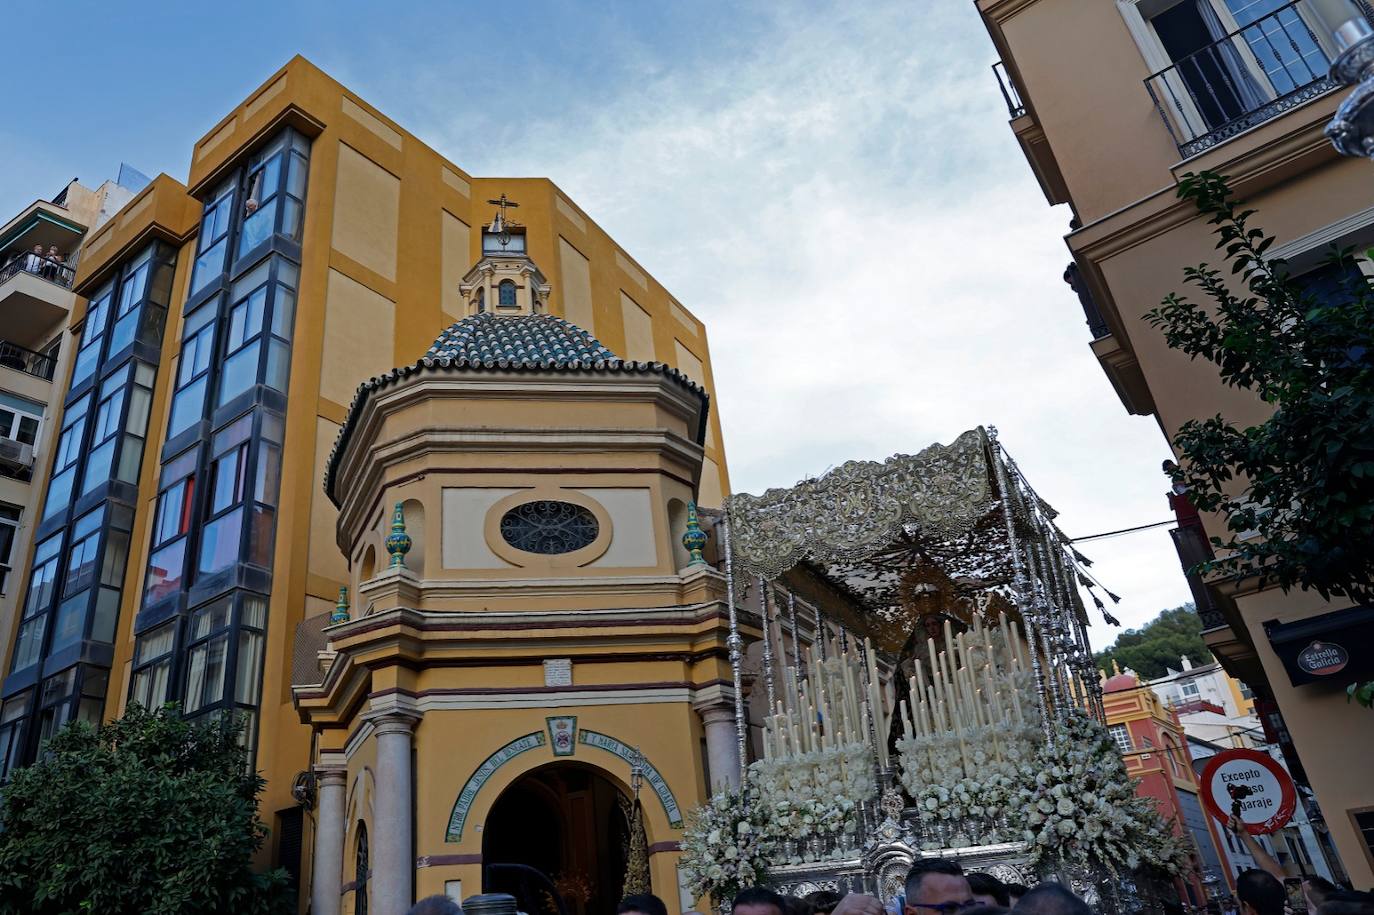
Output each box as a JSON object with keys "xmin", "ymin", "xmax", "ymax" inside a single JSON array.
[{"xmin": 2, "ymin": 0, "xmax": 1194, "ymax": 648}]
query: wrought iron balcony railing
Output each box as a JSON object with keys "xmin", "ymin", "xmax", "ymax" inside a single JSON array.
[
  {"xmin": 993, "ymin": 60, "xmax": 1027, "ymax": 119},
  {"xmin": 0, "ymin": 339, "xmax": 57, "ymax": 381},
  {"xmin": 0, "ymin": 252, "xmax": 75, "ymax": 289},
  {"xmin": 1171, "ymin": 522, "xmax": 1229, "ymax": 631},
  {"xmin": 1144, "ymin": 0, "xmax": 1362, "ymax": 157}
]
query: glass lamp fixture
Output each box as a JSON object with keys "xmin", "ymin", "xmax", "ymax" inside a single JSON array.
[{"xmin": 1321, "ymin": 0, "xmax": 1374, "ymax": 156}]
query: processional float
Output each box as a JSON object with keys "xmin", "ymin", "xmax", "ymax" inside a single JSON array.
[{"xmin": 682, "ymin": 428, "xmax": 1185, "ymax": 914}]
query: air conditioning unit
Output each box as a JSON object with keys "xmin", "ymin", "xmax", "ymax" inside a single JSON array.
[{"xmin": 0, "ymin": 438, "xmax": 34, "ymax": 471}]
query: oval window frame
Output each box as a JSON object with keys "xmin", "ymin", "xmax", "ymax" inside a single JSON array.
[{"xmin": 484, "ymin": 488, "xmax": 612, "ymax": 569}]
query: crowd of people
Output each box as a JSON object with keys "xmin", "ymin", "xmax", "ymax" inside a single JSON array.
[{"xmin": 391, "ymin": 810, "xmax": 1372, "ymax": 915}]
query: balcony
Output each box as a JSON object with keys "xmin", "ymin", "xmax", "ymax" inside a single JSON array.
[
  {"xmin": 993, "ymin": 60, "xmax": 1026, "ymax": 118},
  {"xmin": 1144, "ymin": 0, "xmax": 1360, "ymax": 158},
  {"xmin": 0, "ymin": 254, "xmax": 75, "ymax": 353},
  {"xmin": 0, "ymin": 339, "xmax": 56, "ymax": 381},
  {"xmin": 1170, "ymin": 520, "xmax": 1228, "ymax": 632}
]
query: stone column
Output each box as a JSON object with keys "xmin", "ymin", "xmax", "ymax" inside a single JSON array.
[
  {"xmin": 372, "ymin": 713, "xmax": 419, "ymax": 915},
  {"xmin": 311, "ymin": 767, "xmax": 347, "ymax": 915},
  {"xmin": 696, "ymin": 701, "xmax": 742, "ymax": 790}
]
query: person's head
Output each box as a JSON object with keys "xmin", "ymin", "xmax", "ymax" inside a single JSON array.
[
  {"xmin": 406, "ymin": 897, "xmax": 463, "ymax": 915},
  {"xmin": 904, "ymin": 858, "xmax": 973, "ymax": 914},
  {"xmin": 967, "ymin": 873, "xmax": 1010, "ymax": 908},
  {"xmin": 1010, "ymin": 882, "xmax": 1092, "ymax": 915},
  {"xmin": 803, "ymin": 891, "xmax": 843, "ymax": 915},
  {"xmin": 782, "ymin": 896, "xmax": 813, "ymax": 915},
  {"xmin": 733, "ymin": 887, "xmax": 787, "ymax": 915},
  {"xmin": 1236, "ymin": 869, "xmax": 1286, "ymax": 915},
  {"xmin": 620, "ymin": 894, "xmax": 669, "ymax": 915},
  {"xmin": 32, "ymin": 244, "xmax": 42, "ymax": 254},
  {"xmin": 46, "ymin": 245, "xmax": 57, "ymax": 255},
  {"xmin": 1317, "ymin": 894, "xmax": 1374, "ymax": 915},
  {"xmin": 1003, "ymin": 885, "xmax": 1029, "ymax": 907},
  {"xmin": 1306, "ymin": 878, "xmax": 1341, "ymax": 915}
]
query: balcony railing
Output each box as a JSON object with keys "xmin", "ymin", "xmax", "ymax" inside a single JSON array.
[
  {"xmin": 0, "ymin": 253, "xmax": 75, "ymax": 290},
  {"xmin": 0, "ymin": 339, "xmax": 57, "ymax": 380},
  {"xmin": 1171, "ymin": 522, "xmax": 1228, "ymax": 631},
  {"xmin": 1144, "ymin": 0, "xmax": 1361, "ymax": 157},
  {"xmin": 993, "ymin": 60, "xmax": 1027, "ymax": 119}
]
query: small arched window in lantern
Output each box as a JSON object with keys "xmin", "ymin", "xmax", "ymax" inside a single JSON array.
[{"xmin": 498, "ymin": 279, "xmax": 517, "ymax": 308}]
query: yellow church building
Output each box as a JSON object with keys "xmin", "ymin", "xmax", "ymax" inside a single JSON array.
[{"xmin": 293, "ymin": 228, "xmax": 744, "ymax": 915}]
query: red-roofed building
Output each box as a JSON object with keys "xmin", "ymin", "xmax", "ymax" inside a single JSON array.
[{"xmin": 1102, "ymin": 665, "xmax": 1231, "ymax": 905}]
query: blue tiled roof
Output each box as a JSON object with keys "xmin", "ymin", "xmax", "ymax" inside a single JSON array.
[
  {"xmin": 426, "ymin": 313, "xmax": 619, "ymax": 366},
  {"xmin": 323, "ymin": 313, "xmax": 711, "ymax": 505}
]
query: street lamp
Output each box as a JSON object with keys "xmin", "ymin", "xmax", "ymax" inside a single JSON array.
[{"xmin": 1319, "ymin": 0, "xmax": 1374, "ymax": 156}]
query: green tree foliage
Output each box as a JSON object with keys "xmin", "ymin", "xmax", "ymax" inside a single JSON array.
[
  {"xmin": 1146, "ymin": 171, "xmax": 1374, "ymax": 602},
  {"xmin": 0, "ymin": 704, "xmax": 293, "ymax": 915},
  {"xmin": 1094, "ymin": 605, "xmax": 1213, "ymax": 681}
]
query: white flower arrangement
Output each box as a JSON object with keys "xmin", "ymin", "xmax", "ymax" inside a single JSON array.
[
  {"xmin": 678, "ymin": 779, "xmax": 776, "ymax": 905},
  {"xmin": 748, "ymin": 740, "xmax": 875, "ymax": 860},
  {"xmin": 1008, "ymin": 708, "xmax": 1194, "ymax": 876}
]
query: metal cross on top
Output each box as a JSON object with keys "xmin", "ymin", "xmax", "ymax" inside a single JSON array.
[{"xmin": 486, "ymin": 193, "xmax": 519, "ymax": 233}]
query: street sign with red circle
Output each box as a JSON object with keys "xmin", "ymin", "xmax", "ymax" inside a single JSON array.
[{"xmin": 1199, "ymin": 748, "xmax": 1297, "ymax": 836}]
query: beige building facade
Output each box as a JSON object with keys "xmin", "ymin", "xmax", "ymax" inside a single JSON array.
[{"xmin": 979, "ymin": 0, "xmax": 1374, "ymax": 886}]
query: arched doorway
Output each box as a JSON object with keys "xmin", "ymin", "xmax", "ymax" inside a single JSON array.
[{"xmin": 482, "ymin": 762, "xmax": 634, "ymax": 915}]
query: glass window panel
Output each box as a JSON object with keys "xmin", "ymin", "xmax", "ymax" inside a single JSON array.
[
  {"xmin": 125, "ymin": 386, "xmax": 151, "ymax": 435},
  {"xmin": 214, "ymin": 413, "xmax": 254, "ymax": 452},
  {"xmin": 281, "ymin": 199, "xmax": 302, "ymax": 241},
  {"xmin": 277, "ymin": 260, "xmax": 299, "ymax": 290},
  {"xmin": 42, "ymin": 468, "xmax": 75, "ymax": 521},
  {"xmin": 100, "ymin": 531, "xmax": 129, "ymax": 589},
  {"xmin": 109, "ymin": 310, "xmax": 139, "ymax": 354},
  {"xmin": 197, "ymin": 509, "xmax": 243, "ymax": 577},
  {"xmin": 260, "ymin": 411, "xmax": 284, "ymax": 445},
  {"xmin": 217, "ymin": 342, "xmax": 260, "ymax": 406},
  {"xmin": 131, "ymin": 657, "xmax": 172, "ymax": 709},
  {"xmin": 191, "ymin": 598, "xmax": 232, "ymax": 639},
  {"xmin": 191, "ymin": 239, "xmax": 227, "ymax": 296},
  {"xmin": 241, "ymin": 594, "xmax": 267, "ymax": 629},
  {"xmin": 144, "ymin": 540, "xmax": 187, "ymax": 605},
  {"xmin": 72, "ymin": 507, "xmax": 103, "ymax": 540},
  {"xmin": 116, "ymin": 435, "xmax": 144, "ymax": 484},
  {"xmin": 118, "ymin": 261, "xmax": 149, "ymax": 316},
  {"xmin": 50, "ymin": 594, "xmax": 88, "ymax": 651},
  {"xmin": 71, "ymin": 344, "xmax": 101, "ymax": 389},
  {"xmin": 183, "ymin": 633, "xmax": 228, "ymax": 714},
  {"xmin": 11, "ymin": 617, "xmax": 47, "ymax": 670},
  {"xmin": 209, "ymin": 445, "xmax": 245, "ymax": 513},
  {"xmin": 16, "ymin": 415, "xmax": 39, "ymax": 445},
  {"xmin": 272, "ymin": 287, "xmax": 296, "ymax": 340},
  {"xmin": 238, "ymin": 200, "xmax": 276, "ymax": 256},
  {"xmin": 255, "ymin": 444, "xmax": 281, "ymax": 505},
  {"xmin": 247, "ymin": 505, "xmax": 275, "ymax": 567},
  {"xmin": 235, "ymin": 629, "xmax": 265, "ymax": 705},
  {"xmin": 168, "ymin": 378, "xmax": 207, "ymax": 438},
  {"xmin": 265, "ymin": 339, "xmax": 290, "ymax": 392},
  {"xmin": 286, "ymin": 153, "xmax": 307, "ymax": 198},
  {"xmin": 81, "ymin": 440, "xmax": 115, "ymax": 496},
  {"xmin": 231, "ymin": 261, "xmax": 271, "ymax": 300},
  {"xmin": 134, "ymin": 622, "xmax": 175, "ymax": 664},
  {"xmin": 91, "ymin": 588, "xmax": 120, "ymax": 642}
]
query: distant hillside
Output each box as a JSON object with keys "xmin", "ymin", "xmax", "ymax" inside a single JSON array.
[{"xmin": 1093, "ymin": 604, "xmax": 1213, "ymax": 680}]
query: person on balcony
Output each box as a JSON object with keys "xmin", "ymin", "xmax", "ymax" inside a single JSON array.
[
  {"xmin": 25, "ymin": 245, "xmax": 44, "ymax": 274},
  {"xmin": 43, "ymin": 246, "xmax": 64, "ymax": 280}
]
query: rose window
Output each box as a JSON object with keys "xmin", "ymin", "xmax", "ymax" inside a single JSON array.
[{"xmin": 499, "ymin": 500, "xmax": 599, "ymax": 554}]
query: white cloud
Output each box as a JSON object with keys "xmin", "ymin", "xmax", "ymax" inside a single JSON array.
[{"xmin": 423, "ymin": 0, "xmax": 1195, "ymax": 649}]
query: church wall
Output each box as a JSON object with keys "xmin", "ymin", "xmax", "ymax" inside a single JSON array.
[{"xmin": 402, "ymin": 698, "xmax": 709, "ymax": 905}]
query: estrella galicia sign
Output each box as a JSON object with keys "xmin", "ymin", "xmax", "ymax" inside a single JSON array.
[{"xmin": 1296, "ymin": 640, "xmax": 1349, "ymax": 677}]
